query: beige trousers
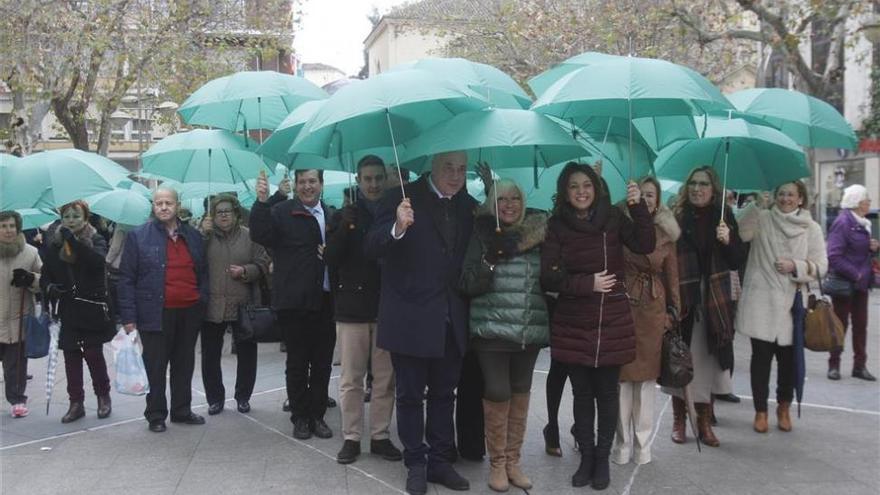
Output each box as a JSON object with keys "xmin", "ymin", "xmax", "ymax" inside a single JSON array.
[
  {"xmin": 612, "ymin": 380, "xmax": 656, "ymax": 465},
  {"xmin": 337, "ymin": 322, "xmax": 395, "ymax": 441}
]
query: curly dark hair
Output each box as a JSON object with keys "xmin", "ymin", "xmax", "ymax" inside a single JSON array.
[{"xmin": 552, "ymin": 162, "xmax": 605, "ymax": 216}]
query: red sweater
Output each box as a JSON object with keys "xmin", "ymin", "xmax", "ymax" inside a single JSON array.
[{"xmin": 164, "ymin": 236, "xmax": 200, "ymax": 308}]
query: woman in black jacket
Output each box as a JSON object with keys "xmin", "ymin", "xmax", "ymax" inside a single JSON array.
[{"xmin": 42, "ymin": 200, "xmax": 116, "ymax": 423}]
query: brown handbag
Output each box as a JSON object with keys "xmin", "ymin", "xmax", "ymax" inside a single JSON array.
[{"xmin": 804, "ymin": 262, "xmax": 846, "ymax": 352}]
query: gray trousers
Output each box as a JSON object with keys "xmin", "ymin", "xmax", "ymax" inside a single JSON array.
[{"xmin": 0, "ymin": 342, "xmax": 28, "ymax": 405}]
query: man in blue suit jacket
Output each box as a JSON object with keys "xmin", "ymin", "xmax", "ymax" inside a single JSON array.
[{"xmin": 366, "ymin": 151, "xmax": 476, "ymax": 495}]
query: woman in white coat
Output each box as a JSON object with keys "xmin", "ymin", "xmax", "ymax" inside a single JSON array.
[{"xmin": 736, "ymin": 181, "xmax": 827, "ymax": 433}]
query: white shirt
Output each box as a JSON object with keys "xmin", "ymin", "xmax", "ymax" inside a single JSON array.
[{"xmin": 305, "ymin": 202, "xmax": 331, "ymax": 291}]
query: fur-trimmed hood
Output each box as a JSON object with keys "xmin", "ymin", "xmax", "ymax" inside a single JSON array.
[
  {"xmin": 653, "ymin": 204, "xmax": 681, "ymax": 244},
  {"xmin": 474, "ymin": 208, "xmax": 548, "ymax": 254},
  {"xmin": 0, "ymin": 233, "xmax": 25, "ymax": 259}
]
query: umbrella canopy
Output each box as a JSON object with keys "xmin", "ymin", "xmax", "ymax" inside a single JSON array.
[
  {"xmin": 527, "ymin": 51, "xmax": 622, "ymax": 97},
  {"xmin": 0, "ymin": 153, "xmax": 21, "ymax": 168},
  {"xmin": 257, "ymin": 100, "xmax": 327, "ymax": 164},
  {"xmin": 653, "ymin": 117, "xmax": 808, "ymax": 191},
  {"xmin": 726, "ymin": 88, "xmax": 857, "ymax": 150},
  {"xmin": 141, "ymin": 129, "xmax": 275, "ymax": 187},
  {"xmin": 16, "ymin": 208, "xmax": 59, "ymax": 230},
  {"xmin": 532, "ymin": 56, "xmax": 733, "ymax": 119},
  {"xmin": 116, "ymin": 179, "xmax": 152, "ymax": 198},
  {"xmin": 290, "ymin": 69, "xmax": 488, "ymax": 160},
  {"xmin": 2, "ymin": 149, "xmax": 131, "ymax": 210},
  {"xmin": 390, "ymin": 57, "xmax": 532, "ymax": 109},
  {"xmin": 399, "ymin": 108, "xmax": 591, "ymax": 174},
  {"xmin": 85, "ymin": 189, "xmax": 152, "ymax": 227},
  {"xmin": 177, "ymin": 71, "xmax": 328, "ymax": 131}
]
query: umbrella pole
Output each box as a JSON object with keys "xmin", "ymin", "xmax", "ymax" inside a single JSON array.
[
  {"xmin": 385, "ymin": 110, "xmax": 406, "ymax": 199},
  {"xmin": 258, "ymin": 97, "xmax": 263, "ymax": 145},
  {"xmin": 627, "ymin": 96, "xmax": 637, "ymax": 205},
  {"xmin": 720, "ymin": 139, "xmax": 730, "ymax": 226}
]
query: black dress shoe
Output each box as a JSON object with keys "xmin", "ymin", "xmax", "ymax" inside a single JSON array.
[
  {"xmin": 406, "ymin": 466, "xmax": 428, "ymax": 495},
  {"xmin": 853, "ymin": 368, "xmax": 877, "ymax": 381},
  {"xmin": 327, "ymin": 397, "xmax": 337, "ymax": 408},
  {"xmin": 170, "ymin": 412, "xmax": 205, "ymax": 425},
  {"xmin": 828, "ymin": 368, "xmax": 842, "ymax": 380},
  {"xmin": 293, "ymin": 418, "xmax": 312, "ymax": 440},
  {"xmin": 282, "ymin": 399, "xmax": 291, "ymax": 412},
  {"xmin": 237, "ymin": 401, "xmax": 251, "ymax": 413},
  {"xmin": 208, "ymin": 403, "xmax": 224, "ymax": 415},
  {"xmin": 713, "ymin": 393, "xmax": 741, "ymax": 403},
  {"xmin": 427, "ymin": 463, "xmax": 470, "ymax": 491},
  {"xmin": 149, "ymin": 420, "xmax": 167, "ymax": 433},
  {"xmin": 312, "ymin": 418, "xmax": 333, "ymax": 439},
  {"xmin": 370, "ymin": 438, "xmax": 403, "ymax": 461},
  {"xmin": 336, "ymin": 439, "xmax": 361, "ymax": 464}
]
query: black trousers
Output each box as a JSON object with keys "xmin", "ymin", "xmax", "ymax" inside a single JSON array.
[
  {"xmin": 568, "ymin": 365, "xmax": 620, "ymax": 454},
  {"xmin": 277, "ymin": 292, "xmax": 335, "ymax": 423},
  {"xmin": 141, "ymin": 304, "xmax": 202, "ymax": 422},
  {"xmin": 477, "ymin": 349, "xmax": 539, "ymax": 402},
  {"xmin": 455, "ymin": 349, "xmax": 485, "ymax": 458},
  {"xmin": 201, "ymin": 320, "xmax": 258, "ymax": 406},
  {"xmin": 750, "ymin": 338, "xmax": 794, "ymax": 412},
  {"xmin": 391, "ymin": 329, "xmax": 462, "ymax": 468},
  {"xmin": 0, "ymin": 342, "xmax": 27, "ymax": 405},
  {"xmin": 545, "ymin": 358, "xmax": 570, "ymax": 427}
]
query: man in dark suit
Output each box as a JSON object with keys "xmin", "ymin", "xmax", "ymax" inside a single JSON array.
[
  {"xmin": 366, "ymin": 151, "xmax": 476, "ymax": 495},
  {"xmin": 250, "ymin": 169, "xmax": 336, "ymax": 440}
]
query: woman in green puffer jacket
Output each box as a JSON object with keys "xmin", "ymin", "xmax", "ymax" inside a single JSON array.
[{"xmin": 459, "ymin": 179, "xmax": 549, "ymax": 493}]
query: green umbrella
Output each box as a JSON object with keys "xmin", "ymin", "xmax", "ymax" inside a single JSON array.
[
  {"xmin": 399, "ymin": 108, "xmax": 591, "ymax": 176},
  {"xmin": 653, "ymin": 117, "xmax": 808, "ymax": 192},
  {"xmin": 726, "ymin": 88, "xmax": 857, "ymax": 150},
  {"xmin": 527, "ymin": 51, "xmax": 621, "ymax": 97},
  {"xmin": 0, "ymin": 153, "xmax": 20, "ymax": 168},
  {"xmin": 2, "ymin": 149, "xmax": 131, "ymax": 210},
  {"xmin": 85, "ymin": 189, "xmax": 152, "ymax": 227},
  {"xmin": 257, "ymin": 100, "xmax": 327, "ymax": 164},
  {"xmin": 290, "ymin": 69, "xmax": 488, "ymax": 191},
  {"xmin": 178, "ymin": 71, "xmax": 328, "ymax": 132},
  {"xmin": 141, "ymin": 130, "xmax": 274, "ymax": 191},
  {"xmin": 390, "ymin": 57, "xmax": 531, "ymax": 109},
  {"xmin": 117, "ymin": 179, "xmax": 152, "ymax": 198},
  {"xmin": 16, "ymin": 208, "xmax": 59, "ymax": 230}
]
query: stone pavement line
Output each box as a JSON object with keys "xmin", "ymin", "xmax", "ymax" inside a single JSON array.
[
  {"xmin": 237, "ymin": 412, "xmax": 408, "ymax": 495},
  {"xmin": 621, "ymin": 396, "xmax": 671, "ymax": 495},
  {"xmin": 736, "ymin": 395, "xmax": 880, "ymax": 416}
]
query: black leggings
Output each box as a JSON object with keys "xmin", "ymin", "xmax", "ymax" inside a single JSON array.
[
  {"xmin": 477, "ymin": 349, "xmax": 539, "ymax": 402},
  {"xmin": 545, "ymin": 358, "xmax": 570, "ymax": 427},
  {"xmin": 750, "ymin": 338, "xmax": 794, "ymax": 412},
  {"xmin": 568, "ymin": 365, "xmax": 621, "ymax": 453}
]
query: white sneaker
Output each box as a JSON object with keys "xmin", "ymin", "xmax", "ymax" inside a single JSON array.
[{"xmin": 11, "ymin": 403, "xmax": 29, "ymax": 418}]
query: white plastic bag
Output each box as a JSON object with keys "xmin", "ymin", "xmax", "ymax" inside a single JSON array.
[{"xmin": 112, "ymin": 328, "xmax": 150, "ymax": 396}]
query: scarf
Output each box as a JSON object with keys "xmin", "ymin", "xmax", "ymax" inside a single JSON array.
[{"xmin": 54, "ymin": 224, "xmax": 96, "ymax": 264}]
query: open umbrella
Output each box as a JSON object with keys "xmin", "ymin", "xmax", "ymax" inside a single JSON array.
[
  {"xmin": 16, "ymin": 208, "xmax": 59, "ymax": 230},
  {"xmin": 390, "ymin": 57, "xmax": 532, "ymax": 109},
  {"xmin": 726, "ymin": 88, "xmax": 857, "ymax": 150},
  {"xmin": 527, "ymin": 51, "xmax": 622, "ymax": 97},
  {"xmin": 141, "ymin": 129, "xmax": 275, "ymax": 192},
  {"xmin": 0, "ymin": 153, "xmax": 20, "ymax": 168},
  {"xmin": 2, "ymin": 149, "xmax": 131, "ymax": 210},
  {"xmin": 257, "ymin": 100, "xmax": 327, "ymax": 164},
  {"xmin": 178, "ymin": 71, "xmax": 328, "ymax": 132},
  {"xmin": 85, "ymin": 189, "xmax": 152, "ymax": 227}
]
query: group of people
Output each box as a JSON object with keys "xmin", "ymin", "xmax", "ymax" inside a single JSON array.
[{"xmin": 1, "ymin": 148, "xmax": 878, "ymax": 494}]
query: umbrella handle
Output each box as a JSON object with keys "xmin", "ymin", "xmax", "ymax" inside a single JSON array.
[
  {"xmin": 385, "ymin": 111, "xmax": 406, "ymax": 199},
  {"xmin": 719, "ymin": 139, "xmax": 730, "ymax": 226}
]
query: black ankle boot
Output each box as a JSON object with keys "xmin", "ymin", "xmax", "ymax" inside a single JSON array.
[
  {"xmin": 61, "ymin": 401, "xmax": 85, "ymax": 424},
  {"xmin": 572, "ymin": 449, "xmax": 594, "ymax": 487},
  {"xmin": 591, "ymin": 447, "xmax": 611, "ymax": 490}
]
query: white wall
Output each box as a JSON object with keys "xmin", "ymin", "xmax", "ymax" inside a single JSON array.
[
  {"xmin": 367, "ymin": 21, "xmax": 446, "ymax": 77},
  {"xmin": 845, "ymin": 12, "xmax": 874, "ymax": 131}
]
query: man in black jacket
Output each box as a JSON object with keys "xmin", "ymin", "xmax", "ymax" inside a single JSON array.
[
  {"xmin": 250, "ymin": 168, "xmax": 336, "ymax": 440},
  {"xmin": 366, "ymin": 151, "xmax": 476, "ymax": 495},
  {"xmin": 326, "ymin": 155, "xmax": 402, "ymax": 465}
]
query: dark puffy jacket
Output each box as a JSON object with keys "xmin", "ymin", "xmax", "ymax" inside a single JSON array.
[
  {"xmin": 117, "ymin": 219, "xmax": 208, "ymax": 332},
  {"xmin": 540, "ymin": 199, "xmax": 655, "ymax": 367},
  {"xmin": 325, "ymin": 200, "xmax": 381, "ymax": 322},
  {"xmin": 459, "ymin": 210, "xmax": 549, "ymax": 349}
]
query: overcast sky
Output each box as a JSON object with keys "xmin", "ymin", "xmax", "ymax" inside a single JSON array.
[{"xmin": 293, "ymin": 0, "xmax": 410, "ymax": 76}]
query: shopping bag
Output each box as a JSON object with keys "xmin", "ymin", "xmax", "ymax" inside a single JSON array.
[
  {"xmin": 24, "ymin": 312, "xmax": 51, "ymax": 359},
  {"xmin": 112, "ymin": 329, "xmax": 150, "ymax": 396}
]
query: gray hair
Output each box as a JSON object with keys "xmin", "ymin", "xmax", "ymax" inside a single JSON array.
[{"xmin": 152, "ymin": 186, "xmax": 180, "ymax": 203}]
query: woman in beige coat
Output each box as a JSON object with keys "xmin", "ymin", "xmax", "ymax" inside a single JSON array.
[
  {"xmin": 0, "ymin": 211, "xmax": 42, "ymax": 418},
  {"xmin": 201, "ymin": 194, "xmax": 270, "ymax": 415},
  {"xmin": 612, "ymin": 177, "xmax": 680, "ymax": 465},
  {"xmin": 736, "ymin": 181, "xmax": 826, "ymax": 433}
]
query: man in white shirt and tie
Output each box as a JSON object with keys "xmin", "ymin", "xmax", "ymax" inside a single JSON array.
[{"xmin": 250, "ymin": 168, "xmax": 336, "ymax": 440}]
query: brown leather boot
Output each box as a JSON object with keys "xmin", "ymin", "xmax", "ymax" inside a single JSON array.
[
  {"xmin": 695, "ymin": 403, "xmax": 719, "ymax": 447},
  {"xmin": 97, "ymin": 394, "xmax": 112, "ymax": 419},
  {"xmin": 753, "ymin": 412, "xmax": 768, "ymax": 433},
  {"xmin": 671, "ymin": 396, "xmax": 687, "ymax": 444},
  {"xmin": 505, "ymin": 393, "xmax": 532, "ymax": 490},
  {"xmin": 483, "ymin": 399, "xmax": 510, "ymax": 492},
  {"xmin": 777, "ymin": 402, "xmax": 792, "ymax": 432},
  {"xmin": 61, "ymin": 401, "xmax": 85, "ymax": 424}
]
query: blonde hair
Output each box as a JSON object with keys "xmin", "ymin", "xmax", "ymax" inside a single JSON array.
[{"xmin": 483, "ymin": 179, "xmax": 526, "ymax": 226}]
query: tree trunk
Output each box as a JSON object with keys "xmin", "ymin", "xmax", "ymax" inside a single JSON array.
[
  {"xmin": 51, "ymin": 98, "xmax": 90, "ymax": 151},
  {"xmin": 96, "ymin": 110, "xmax": 113, "ymax": 156}
]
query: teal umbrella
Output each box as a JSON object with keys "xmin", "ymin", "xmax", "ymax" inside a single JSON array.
[
  {"xmin": 399, "ymin": 108, "xmax": 591, "ymax": 176},
  {"xmin": 16, "ymin": 208, "xmax": 59, "ymax": 230},
  {"xmin": 141, "ymin": 130, "xmax": 275, "ymax": 191},
  {"xmin": 390, "ymin": 57, "xmax": 532, "ymax": 109},
  {"xmin": 0, "ymin": 153, "xmax": 20, "ymax": 168},
  {"xmin": 257, "ymin": 100, "xmax": 327, "ymax": 164},
  {"xmin": 654, "ymin": 117, "xmax": 808, "ymax": 192},
  {"xmin": 116, "ymin": 179, "xmax": 152, "ymax": 198},
  {"xmin": 290, "ymin": 69, "xmax": 488, "ymax": 191},
  {"xmin": 527, "ymin": 51, "xmax": 622, "ymax": 97},
  {"xmin": 2, "ymin": 149, "xmax": 131, "ymax": 210},
  {"xmin": 726, "ymin": 88, "xmax": 857, "ymax": 150},
  {"xmin": 178, "ymin": 71, "xmax": 328, "ymax": 132},
  {"xmin": 163, "ymin": 180, "xmax": 248, "ymax": 202},
  {"xmin": 85, "ymin": 189, "xmax": 152, "ymax": 227}
]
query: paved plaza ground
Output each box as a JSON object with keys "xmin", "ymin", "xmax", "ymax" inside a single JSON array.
[{"xmin": 1, "ymin": 294, "xmax": 878, "ymax": 494}]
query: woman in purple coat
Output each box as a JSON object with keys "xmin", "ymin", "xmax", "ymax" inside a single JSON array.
[{"xmin": 826, "ymin": 185, "xmax": 880, "ymax": 381}]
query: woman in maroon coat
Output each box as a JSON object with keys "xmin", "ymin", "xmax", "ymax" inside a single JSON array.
[{"xmin": 541, "ymin": 163, "xmax": 655, "ymax": 490}]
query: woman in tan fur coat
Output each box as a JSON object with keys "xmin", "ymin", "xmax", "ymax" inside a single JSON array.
[{"xmin": 612, "ymin": 177, "xmax": 681, "ymax": 465}]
